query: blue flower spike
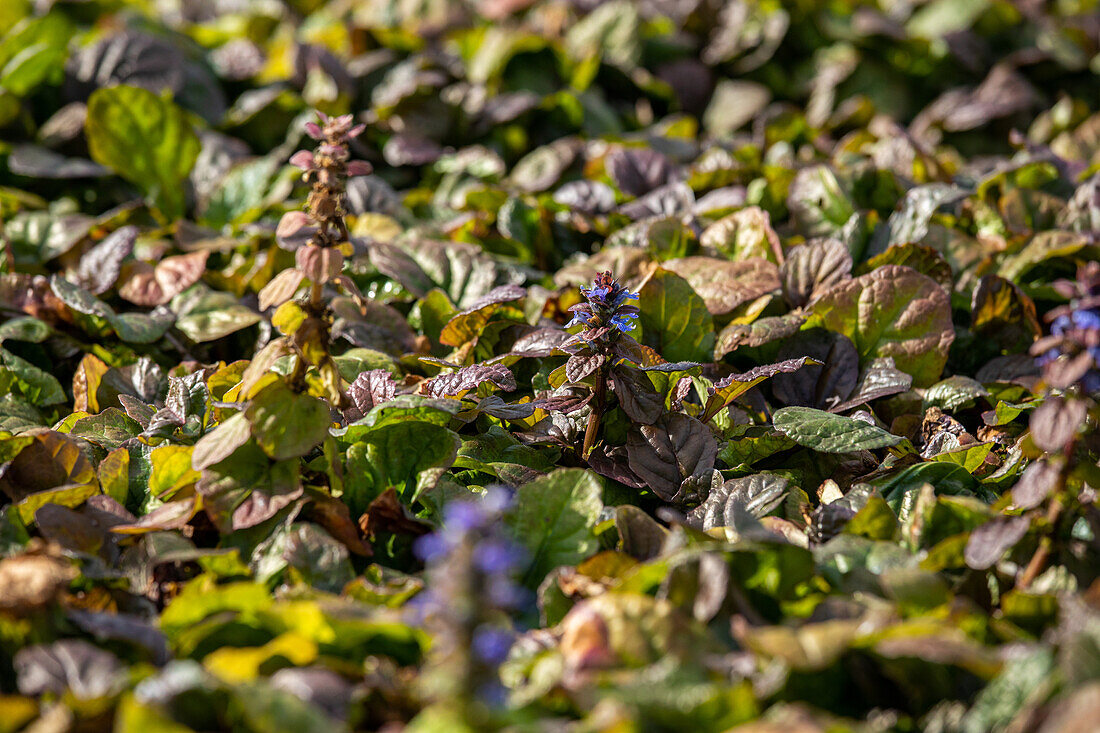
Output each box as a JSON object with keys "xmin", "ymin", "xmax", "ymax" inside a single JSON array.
[{"xmin": 570, "ymin": 271, "xmax": 639, "ymax": 337}]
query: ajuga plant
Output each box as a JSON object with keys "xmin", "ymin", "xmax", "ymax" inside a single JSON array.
[
  {"xmin": 412, "ymin": 488, "xmax": 527, "ymax": 729},
  {"xmin": 1014, "ymin": 262, "xmax": 1100, "ymax": 589},
  {"xmin": 562, "ymin": 271, "xmax": 642, "ymax": 458},
  {"xmin": 556, "ymin": 270, "xmax": 814, "ymax": 505},
  {"xmin": 258, "ymin": 112, "xmax": 372, "ymax": 407}
]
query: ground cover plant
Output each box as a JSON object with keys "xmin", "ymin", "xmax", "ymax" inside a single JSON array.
[{"xmin": 0, "ymin": 0, "xmax": 1099, "ymax": 730}]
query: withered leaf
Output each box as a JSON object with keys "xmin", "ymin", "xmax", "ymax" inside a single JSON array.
[
  {"xmin": 15, "ymin": 640, "xmax": 124, "ymax": 699},
  {"xmin": 0, "ymin": 550, "xmax": 76, "ymax": 616},
  {"xmin": 359, "ymin": 487, "xmax": 432, "ymax": 538},
  {"xmin": 308, "ymin": 493, "xmax": 373, "ymax": 556},
  {"xmin": 257, "ymin": 268, "xmax": 306, "ymax": 311}
]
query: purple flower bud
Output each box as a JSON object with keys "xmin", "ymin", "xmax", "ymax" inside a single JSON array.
[
  {"xmin": 304, "ymin": 122, "xmax": 323, "ymax": 140},
  {"xmin": 289, "ymin": 150, "xmax": 314, "ymax": 170},
  {"xmin": 346, "ymin": 160, "xmax": 372, "ymax": 176}
]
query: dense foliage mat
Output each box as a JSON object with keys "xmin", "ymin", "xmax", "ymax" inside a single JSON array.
[{"xmin": 1, "ymin": 0, "xmax": 1100, "ymax": 731}]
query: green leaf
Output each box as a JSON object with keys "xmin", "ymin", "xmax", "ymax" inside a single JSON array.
[
  {"xmin": 875, "ymin": 463, "xmax": 979, "ymax": 513},
  {"xmin": 960, "ymin": 647, "xmax": 1054, "ymax": 733},
  {"xmin": 344, "ymin": 422, "xmax": 460, "ymax": 515},
  {"xmin": 772, "ymin": 406, "xmax": 903, "ymax": 453},
  {"xmin": 245, "ymin": 382, "xmax": 331, "ymax": 461},
  {"xmin": 787, "ymin": 165, "xmax": 858, "ymax": 242},
  {"xmin": 69, "ymin": 408, "xmax": 144, "ymax": 451},
  {"xmin": 342, "ymin": 396, "xmax": 463, "ymax": 438},
  {"xmin": 924, "ymin": 376, "xmax": 989, "ymax": 412},
  {"xmin": 16, "ymin": 482, "xmax": 99, "ymax": 525},
  {"xmin": 0, "ymin": 316, "xmax": 51, "ymax": 343},
  {"xmin": 717, "ymin": 425, "xmax": 797, "ymax": 469},
  {"xmin": 0, "ymin": 13, "xmax": 72, "ymax": 96},
  {"xmin": 107, "ymin": 310, "xmax": 175, "ymax": 345},
  {"xmin": 200, "ymin": 156, "xmax": 281, "ymax": 230},
  {"xmin": 454, "ymin": 425, "xmax": 555, "ymax": 482},
  {"xmin": 85, "ymin": 85, "xmax": 201, "ymax": 222},
  {"xmin": 505, "ymin": 468, "xmax": 603, "ymax": 586},
  {"xmin": 0, "ymin": 348, "xmax": 65, "ymax": 405},
  {"xmin": 807, "ymin": 265, "xmax": 955, "ymax": 387},
  {"xmin": 172, "ymin": 286, "xmax": 261, "ymax": 343},
  {"xmin": 50, "ymin": 275, "xmax": 173, "ymax": 344},
  {"xmin": 844, "ymin": 494, "xmax": 900, "ymax": 541},
  {"xmin": 637, "ymin": 268, "xmax": 715, "ymax": 363},
  {"xmin": 698, "ymin": 207, "xmax": 782, "ymax": 265},
  {"xmin": 159, "ymin": 575, "xmax": 272, "ymax": 640},
  {"xmin": 148, "ymin": 445, "xmax": 200, "ymax": 499}
]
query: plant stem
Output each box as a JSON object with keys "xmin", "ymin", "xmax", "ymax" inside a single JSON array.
[
  {"xmin": 1016, "ymin": 448, "xmax": 1074, "ymax": 591},
  {"xmin": 582, "ymin": 365, "xmax": 607, "ymax": 459},
  {"xmin": 1017, "ymin": 495, "xmax": 1064, "ymax": 591}
]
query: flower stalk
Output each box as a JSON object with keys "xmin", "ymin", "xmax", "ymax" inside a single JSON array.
[{"xmin": 564, "ymin": 271, "xmax": 640, "ymax": 458}]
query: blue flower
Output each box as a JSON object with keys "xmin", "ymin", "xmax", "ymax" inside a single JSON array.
[
  {"xmin": 565, "ymin": 311, "xmax": 596, "ymax": 329},
  {"xmin": 1034, "ymin": 264, "xmax": 1100, "ymax": 396},
  {"xmin": 486, "ymin": 576, "xmax": 529, "ymax": 610},
  {"xmin": 472, "ymin": 626, "xmax": 515, "ymax": 665},
  {"xmin": 611, "ymin": 313, "xmax": 637, "ymax": 332},
  {"xmin": 1036, "ymin": 348, "xmax": 1060, "ymax": 366},
  {"xmin": 569, "ymin": 271, "xmax": 639, "ymax": 340},
  {"xmin": 583, "ymin": 284, "xmax": 612, "ymax": 302},
  {"xmin": 443, "ymin": 501, "xmax": 488, "ymax": 533},
  {"xmin": 1072, "ymin": 309, "xmax": 1100, "ymax": 331},
  {"xmin": 473, "ymin": 539, "xmax": 526, "ymax": 574},
  {"xmin": 611, "ymin": 288, "xmax": 639, "ymax": 308}
]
